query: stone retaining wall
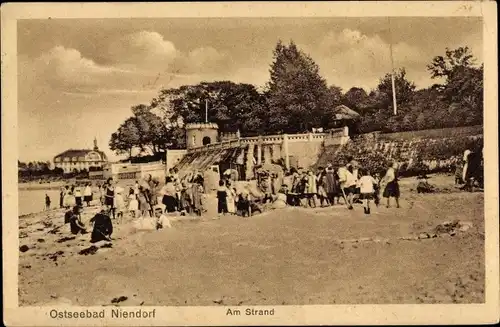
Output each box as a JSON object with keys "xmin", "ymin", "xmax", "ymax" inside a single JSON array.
[{"xmin": 316, "ymin": 129, "xmax": 483, "ymax": 175}]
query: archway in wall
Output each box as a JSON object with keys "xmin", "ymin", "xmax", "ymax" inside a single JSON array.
[{"xmin": 202, "ymin": 136, "xmax": 211, "ymax": 145}]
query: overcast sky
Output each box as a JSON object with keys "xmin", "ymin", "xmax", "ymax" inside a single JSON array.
[{"xmin": 18, "ymin": 17, "xmax": 482, "ymax": 162}]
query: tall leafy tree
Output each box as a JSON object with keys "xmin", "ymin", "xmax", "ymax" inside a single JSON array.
[
  {"xmin": 427, "ymin": 46, "xmax": 476, "ymax": 81},
  {"xmin": 266, "ymin": 40, "xmax": 332, "ymax": 133},
  {"xmin": 376, "ymin": 68, "xmax": 416, "ymax": 109},
  {"xmin": 151, "ymin": 81, "xmax": 269, "ymax": 135},
  {"xmin": 342, "ymin": 87, "xmax": 369, "ymax": 112},
  {"xmin": 328, "ymin": 85, "xmax": 343, "ymax": 105},
  {"xmin": 109, "ymin": 105, "xmax": 185, "ymax": 158},
  {"xmin": 427, "ymin": 47, "xmax": 483, "ymax": 126},
  {"xmin": 109, "ymin": 117, "xmax": 141, "ymax": 157}
]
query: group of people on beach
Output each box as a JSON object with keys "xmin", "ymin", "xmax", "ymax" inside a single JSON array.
[
  {"xmin": 271, "ymin": 157, "xmax": 400, "ymax": 214},
  {"xmin": 454, "ymin": 149, "xmax": 484, "ymax": 191},
  {"xmin": 64, "ymin": 204, "xmax": 116, "ymax": 243},
  {"xmin": 51, "ymin": 147, "xmax": 484, "ymax": 244},
  {"xmin": 44, "ymin": 183, "xmax": 94, "ymax": 211},
  {"xmin": 58, "ymin": 183, "xmax": 94, "ymax": 209},
  {"xmin": 62, "ymin": 173, "xmax": 180, "ymax": 243}
]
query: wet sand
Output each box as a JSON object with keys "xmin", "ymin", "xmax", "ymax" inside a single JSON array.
[{"xmin": 18, "ymin": 175, "xmax": 484, "ymax": 306}]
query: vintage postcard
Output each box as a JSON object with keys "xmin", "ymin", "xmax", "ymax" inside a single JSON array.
[{"xmin": 2, "ymin": 1, "xmax": 499, "ymax": 326}]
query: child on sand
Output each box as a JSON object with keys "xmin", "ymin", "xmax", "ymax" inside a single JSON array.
[
  {"xmin": 137, "ymin": 186, "xmax": 151, "ymax": 218},
  {"xmin": 128, "ymin": 188, "xmax": 139, "ymax": 218},
  {"xmin": 114, "ymin": 187, "xmax": 126, "ymax": 221},
  {"xmin": 154, "ymin": 207, "xmax": 172, "ymax": 230},
  {"xmin": 358, "ymin": 169, "xmax": 377, "ymax": 215},
  {"xmin": 45, "ymin": 194, "xmax": 51, "ymax": 211},
  {"xmin": 216, "ymin": 180, "xmax": 228, "ymax": 218},
  {"xmin": 69, "ymin": 206, "xmax": 87, "ymax": 235},
  {"xmin": 454, "ymin": 159, "xmax": 464, "ymax": 185},
  {"xmin": 59, "ymin": 187, "xmax": 65, "ymax": 208},
  {"xmin": 373, "ymin": 172, "xmax": 381, "ymax": 207},
  {"xmin": 236, "ymin": 190, "xmax": 251, "ymax": 217},
  {"xmin": 337, "ymin": 160, "xmax": 356, "ymax": 210},
  {"xmin": 305, "ymin": 170, "xmax": 317, "ymax": 208},
  {"xmin": 74, "ymin": 185, "xmax": 83, "ymax": 207},
  {"xmin": 83, "ymin": 183, "xmax": 93, "ymax": 207},
  {"xmin": 190, "ymin": 178, "xmax": 204, "ymax": 216},
  {"xmin": 381, "ymin": 162, "xmax": 400, "ymax": 208}
]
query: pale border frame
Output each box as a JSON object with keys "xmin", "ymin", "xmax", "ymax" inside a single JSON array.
[{"xmin": 2, "ymin": 2, "xmax": 498, "ymax": 326}]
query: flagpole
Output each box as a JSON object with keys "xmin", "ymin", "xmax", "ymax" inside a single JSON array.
[
  {"xmin": 205, "ymin": 99, "xmax": 208, "ymax": 123},
  {"xmin": 388, "ymin": 17, "xmax": 397, "ymax": 116}
]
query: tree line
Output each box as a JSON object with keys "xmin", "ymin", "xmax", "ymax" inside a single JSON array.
[
  {"xmin": 110, "ymin": 41, "xmax": 483, "ymax": 159},
  {"xmin": 18, "ymin": 161, "xmax": 101, "ymax": 181}
]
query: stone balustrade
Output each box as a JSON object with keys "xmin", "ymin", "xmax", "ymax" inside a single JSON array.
[
  {"xmin": 178, "ymin": 128, "xmax": 347, "ymax": 174},
  {"xmin": 187, "ymin": 132, "xmax": 329, "ymax": 153}
]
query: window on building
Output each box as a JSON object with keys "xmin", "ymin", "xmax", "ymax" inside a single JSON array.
[{"xmin": 203, "ymin": 136, "xmax": 211, "ymax": 145}]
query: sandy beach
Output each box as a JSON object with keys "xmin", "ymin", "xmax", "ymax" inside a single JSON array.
[{"xmin": 18, "ymin": 174, "xmax": 484, "ymax": 306}]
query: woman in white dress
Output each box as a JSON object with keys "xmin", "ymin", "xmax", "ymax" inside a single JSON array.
[
  {"xmin": 83, "ymin": 183, "xmax": 93, "ymax": 207},
  {"xmin": 226, "ymin": 181, "xmax": 236, "ymax": 214},
  {"xmin": 67, "ymin": 188, "xmax": 76, "ymax": 208},
  {"xmin": 62, "ymin": 186, "xmax": 71, "ymax": 208},
  {"xmin": 114, "ymin": 186, "xmax": 126, "ymax": 221}
]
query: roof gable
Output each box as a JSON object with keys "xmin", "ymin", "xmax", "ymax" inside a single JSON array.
[{"xmin": 332, "ymin": 105, "xmax": 360, "ymax": 120}]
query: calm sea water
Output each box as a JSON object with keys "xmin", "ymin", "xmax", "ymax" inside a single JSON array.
[{"xmin": 18, "ymin": 189, "xmax": 63, "ymax": 216}]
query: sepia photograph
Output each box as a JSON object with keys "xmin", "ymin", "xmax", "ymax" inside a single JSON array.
[{"xmin": 2, "ymin": 2, "xmax": 498, "ymax": 326}]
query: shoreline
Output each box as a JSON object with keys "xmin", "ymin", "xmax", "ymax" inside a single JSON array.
[
  {"xmin": 17, "ymin": 173, "xmax": 461, "ymax": 218},
  {"xmin": 19, "ymin": 185, "xmax": 63, "ymax": 191},
  {"xmin": 18, "ymin": 181, "xmax": 66, "ymax": 191}
]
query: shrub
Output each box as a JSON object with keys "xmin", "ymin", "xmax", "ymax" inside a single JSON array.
[
  {"xmin": 318, "ymin": 133, "xmax": 483, "ymax": 178},
  {"xmin": 378, "ymin": 125, "xmax": 482, "ymax": 141}
]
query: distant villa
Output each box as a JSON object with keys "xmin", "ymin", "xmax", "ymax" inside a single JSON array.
[{"xmin": 53, "ymin": 138, "xmax": 108, "ymax": 173}]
